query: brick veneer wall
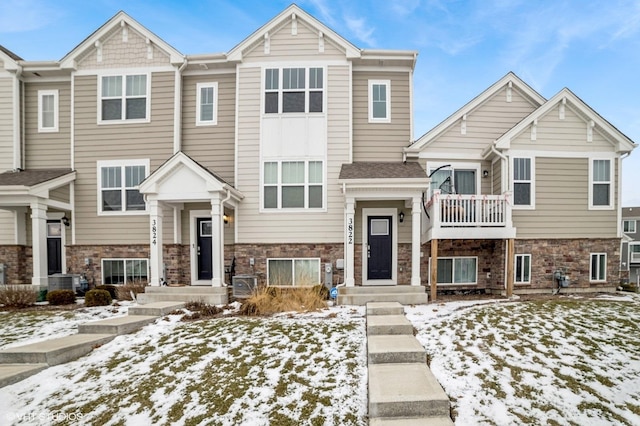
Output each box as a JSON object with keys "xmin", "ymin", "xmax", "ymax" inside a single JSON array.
[{"xmin": 0, "ymin": 245, "xmax": 31, "ymax": 284}]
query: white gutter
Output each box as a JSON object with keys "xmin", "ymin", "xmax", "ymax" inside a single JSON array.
[
  {"xmin": 491, "ymin": 142, "xmax": 509, "ymax": 194},
  {"xmin": 173, "ymin": 59, "xmax": 188, "ymax": 153},
  {"xmin": 12, "ymin": 65, "xmax": 23, "ymax": 170}
]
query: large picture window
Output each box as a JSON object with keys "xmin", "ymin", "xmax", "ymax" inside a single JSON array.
[
  {"xmin": 435, "ymin": 257, "xmax": 477, "ymax": 284},
  {"xmin": 515, "ymin": 254, "xmax": 531, "ymax": 283},
  {"xmin": 102, "ymin": 259, "xmax": 148, "ymax": 284},
  {"xmin": 267, "ymin": 258, "xmax": 320, "ymax": 286},
  {"xmin": 264, "ymin": 67, "xmax": 323, "ymax": 114},
  {"xmin": 513, "ymin": 157, "xmax": 534, "ymax": 207},
  {"xmin": 590, "ymin": 253, "xmax": 606, "ymax": 282},
  {"xmin": 100, "ymin": 74, "xmax": 149, "ymax": 122},
  {"xmin": 590, "ymin": 159, "xmax": 612, "ymax": 208},
  {"xmin": 263, "ymin": 160, "xmax": 323, "ymax": 209},
  {"xmin": 428, "ymin": 165, "xmax": 478, "ymax": 196},
  {"xmin": 97, "ymin": 160, "xmax": 149, "ymax": 214}
]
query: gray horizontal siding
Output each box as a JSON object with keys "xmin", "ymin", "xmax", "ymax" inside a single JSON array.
[{"xmin": 0, "ymin": 77, "xmax": 14, "ymax": 171}]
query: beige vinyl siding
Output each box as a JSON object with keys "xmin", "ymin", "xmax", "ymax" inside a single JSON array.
[
  {"xmin": 354, "ymin": 201, "xmax": 411, "ymax": 244},
  {"xmin": 491, "ymin": 159, "xmax": 502, "ymax": 194},
  {"xmin": 511, "ymin": 104, "xmax": 614, "ymax": 152},
  {"xmin": 181, "ymin": 73, "xmax": 236, "ymax": 184},
  {"xmin": 352, "ymin": 71, "xmax": 411, "ymax": 161},
  {"xmin": 50, "ymin": 186, "xmax": 70, "ymax": 203},
  {"xmin": 235, "ymin": 65, "xmax": 347, "ymax": 244},
  {"xmin": 180, "ymin": 204, "xmax": 235, "ymax": 247},
  {"xmin": 24, "ymin": 82, "xmax": 71, "ymax": 169},
  {"xmin": 0, "ymin": 77, "xmax": 14, "ymax": 171},
  {"xmin": 0, "ymin": 210, "xmax": 15, "ymax": 243},
  {"xmin": 513, "ymin": 157, "xmax": 617, "ymax": 238},
  {"xmin": 424, "ymin": 87, "xmax": 537, "ymax": 157},
  {"xmin": 73, "ymin": 72, "xmax": 175, "ymax": 245},
  {"xmin": 243, "ymin": 20, "xmax": 345, "ymax": 62}
]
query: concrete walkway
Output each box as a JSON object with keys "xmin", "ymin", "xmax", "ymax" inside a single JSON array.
[
  {"xmin": 366, "ymin": 302, "xmax": 454, "ymax": 425},
  {"xmin": 0, "ymin": 301, "xmax": 184, "ymax": 388}
]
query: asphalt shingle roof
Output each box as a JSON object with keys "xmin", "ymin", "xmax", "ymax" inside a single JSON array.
[
  {"xmin": 338, "ymin": 162, "xmax": 426, "ymax": 180},
  {"xmin": 0, "ymin": 169, "xmax": 73, "ymax": 187}
]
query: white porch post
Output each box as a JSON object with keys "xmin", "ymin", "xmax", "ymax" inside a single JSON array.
[
  {"xmin": 30, "ymin": 202, "xmax": 48, "ymax": 287},
  {"xmin": 149, "ymin": 199, "xmax": 164, "ymax": 286},
  {"xmin": 411, "ymin": 196, "xmax": 422, "ymax": 286},
  {"xmin": 345, "ymin": 198, "xmax": 355, "ymax": 287},
  {"xmin": 14, "ymin": 207, "xmax": 27, "ymax": 245},
  {"xmin": 210, "ymin": 195, "xmax": 222, "ymax": 287}
]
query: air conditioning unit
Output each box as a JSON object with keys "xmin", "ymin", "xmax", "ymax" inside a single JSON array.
[{"xmin": 232, "ymin": 275, "xmax": 257, "ymax": 298}]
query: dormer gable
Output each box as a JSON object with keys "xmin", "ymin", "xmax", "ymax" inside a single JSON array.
[
  {"xmin": 59, "ymin": 11, "xmax": 185, "ymax": 71},
  {"xmin": 406, "ymin": 72, "xmax": 546, "ymax": 156},
  {"xmin": 226, "ymin": 4, "xmax": 361, "ymax": 62},
  {"xmin": 495, "ymin": 88, "xmax": 637, "ymax": 154},
  {"xmin": 0, "ymin": 45, "xmax": 22, "ymax": 72}
]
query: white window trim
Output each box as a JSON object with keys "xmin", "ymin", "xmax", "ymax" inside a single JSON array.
[
  {"xmin": 97, "ymin": 72, "xmax": 151, "ymax": 125},
  {"xmin": 623, "ymin": 220, "xmax": 636, "ymax": 234},
  {"xmin": 589, "ymin": 252, "xmax": 607, "ymax": 282},
  {"xmin": 426, "ymin": 161, "xmax": 481, "ymax": 195},
  {"xmin": 101, "ymin": 258, "xmax": 149, "ymax": 285},
  {"xmin": 196, "ymin": 82, "xmax": 218, "ymax": 126},
  {"xmin": 588, "ymin": 157, "xmax": 614, "ymax": 210},
  {"xmin": 38, "ymin": 89, "xmax": 59, "ymax": 133},
  {"xmin": 514, "ymin": 254, "xmax": 531, "ymax": 284},
  {"xmin": 511, "ymin": 156, "xmax": 536, "ymax": 210},
  {"xmin": 368, "ymin": 79, "xmax": 391, "ymax": 123},
  {"xmin": 429, "ymin": 256, "xmax": 478, "ymax": 285},
  {"xmin": 260, "ymin": 159, "xmax": 326, "ymax": 212},
  {"xmin": 96, "ymin": 159, "xmax": 150, "ymax": 216},
  {"xmin": 263, "ymin": 66, "xmax": 325, "ymax": 115},
  {"xmin": 266, "ymin": 257, "xmax": 321, "ymax": 286}
]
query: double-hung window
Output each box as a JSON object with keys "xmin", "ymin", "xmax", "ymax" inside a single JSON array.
[
  {"xmin": 100, "ymin": 74, "xmax": 149, "ymax": 122},
  {"xmin": 196, "ymin": 82, "xmax": 218, "ymax": 125},
  {"xmin": 98, "ymin": 160, "xmax": 149, "ymax": 214},
  {"xmin": 434, "ymin": 257, "xmax": 477, "ymax": 284},
  {"xmin": 513, "ymin": 157, "xmax": 534, "ymax": 207},
  {"xmin": 102, "ymin": 259, "xmax": 148, "ymax": 284},
  {"xmin": 369, "ymin": 80, "xmax": 390, "ymax": 123},
  {"xmin": 263, "ymin": 160, "xmax": 323, "ymax": 209},
  {"xmin": 515, "ymin": 254, "xmax": 531, "ymax": 283},
  {"xmin": 38, "ymin": 90, "xmax": 59, "ymax": 132},
  {"xmin": 590, "ymin": 159, "xmax": 612, "ymax": 208},
  {"xmin": 623, "ymin": 220, "xmax": 636, "ymax": 233},
  {"xmin": 264, "ymin": 67, "xmax": 323, "ymax": 114},
  {"xmin": 590, "ymin": 253, "xmax": 606, "ymax": 282}
]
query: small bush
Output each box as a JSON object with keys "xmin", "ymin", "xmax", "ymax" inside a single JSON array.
[
  {"xmin": 46, "ymin": 289, "xmax": 77, "ymax": 305},
  {"xmin": 115, "ymin": 281, "xmax": 147, "ymax": 301},
  {"xmin": 239, "ymin": 285, "xmax": 327, "ymax": 316},
  {"xmin": 85, "ymin": 289, "xmax": 112, "ymax": 307},
  {"xmin": 95, "ymin": 285, "xmax": 117, "ymax": 300},
  {"xmin": 182, "ymin": 300, "xmax": 223, "ymax": 320},
  {"xmin": 0, "ymin": 285, "xmax": 38, "ymax": 308}
]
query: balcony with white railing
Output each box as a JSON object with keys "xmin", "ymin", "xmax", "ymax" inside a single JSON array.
[
  {"xmin": 424, "ymin": 190, "xmax": 516, "ymax": 240},
  {"xmin": 630, "ymin": 251, "xmax": 640, "ymax": 264}
]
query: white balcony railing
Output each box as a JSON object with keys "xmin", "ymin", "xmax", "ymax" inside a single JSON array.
[
  {"xmin": 425, "ymin": 190, "xmax": 513, "ymax": 229},
  {"xmin": 631, "ymin": 252, "xmax": 640, "ymax": 263}
]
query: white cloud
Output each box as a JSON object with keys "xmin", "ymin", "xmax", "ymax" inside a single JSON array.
[
  {"xmin": 345, "ymin": 16, "xmax": 376, "ymax": 46},
  {"xmin": 388, "ymin": 0, "xmax": 421, "ymax": 17},
  {"xmin": 0, "ymin": 0, "xmax": 61, "ymax": 33}
]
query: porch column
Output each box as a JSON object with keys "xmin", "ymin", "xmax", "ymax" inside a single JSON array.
[
  {"xmin": 411, "ymin": 197, "xmax": 422, "ymax": 286},
  {"xmin": 149, "ymin": 199, "xmax": 164, "ymax": 286},
  {"xmin": 210, "ymin": 195, "xmax": 223, "ymax": 287},
  {"xmin": 506, "ymin": 238, "xmax": 515, "ymax": 297},
  {"xmin": 14, "ymin": 207, "xmax": 27, "ymax": 245},
  {"xmin": 430, "ymin": 239, "xmax": 438, "ymax": 302},
  {"xmin": 345, "ymin": 198, "xmax": 355, "ymax": 287},
  {"xmin": 30, "ymin": 202, "xmax": 48, "ymax": 287}
]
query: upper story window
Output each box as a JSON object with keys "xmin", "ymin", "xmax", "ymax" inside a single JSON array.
[
  {"xmin": 429, "ymin": 164, "xmax": 478, "ymax": 196},
  {"xmin": 97, "ymin": 159, "xmax": 149, "ymax": 215},
  {"xmin": 99, "ymin": 74, "xmax": 149, "ymax": 123},
  {"xmin": 38, "ymin": 90, "xmax": 59, "ymax": 133},
  {"xmin": 589, "ymin": 158, "xmax": 612, "ymax": 209},
  {"xmin": 263, "ymin": 160, "xmax": 324, "ymax": 210},
  {"xmin": 513, "ymin": 157, "xmax": 534, "ymax": 208},
  {"xmin": 264, "ymin": 67, "xmax": 323, "ymax": 114},
  {"xmin": 196, "ymin": 82, "xmax": 218, "ymax": 126},
  {"xmin": 623, "ymin": 220, "xmax": 636, "ymax": 233},
  {"xmin": 369, "ymin": 80, "xmax": 390, "ymax": 123}
]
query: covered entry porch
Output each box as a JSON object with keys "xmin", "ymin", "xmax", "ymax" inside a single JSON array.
[{"xmin": 138, "ymin": 152, "xmax": 243, "ymax": 288}]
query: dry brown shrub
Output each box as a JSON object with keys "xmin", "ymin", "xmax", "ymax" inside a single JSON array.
[
  {"xmin": 0, "ymin": 285, "xmax": 38, "ymax": 308},
  {"xmin": 115, "ymin": 281, "xmax": 147, "ymax": 301},
  {"xmin": 239, "ymin": 285, "xmax": 327, "ymax": 316}
]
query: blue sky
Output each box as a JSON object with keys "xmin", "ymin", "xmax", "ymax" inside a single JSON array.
[{"xmin": 2, "ymin": 0, "xmax": 639, "ymax": 205}]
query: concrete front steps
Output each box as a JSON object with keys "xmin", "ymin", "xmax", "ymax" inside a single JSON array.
[
  {"xmin": 338, "ymin": 285, "xmax": 428, "ymax": 306},
  {"xmin": 0, "ymin": 301, "xmax": 183, "ymax": 388},
  {"xmin": 136, "ymin": 286, "xmax": 228, "ymax": 305},
  {"xmin": 366, "ymin": 302, "xmax": 453, "ymax": 425}
]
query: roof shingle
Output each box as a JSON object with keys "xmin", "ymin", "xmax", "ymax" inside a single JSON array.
[
  {"xmin": 338, "ymin": 162, "xmax": 426, "ymax": 180},
  {"xmin": 0, "ymin": 169, "xmax": 74, "ymax": 187}
]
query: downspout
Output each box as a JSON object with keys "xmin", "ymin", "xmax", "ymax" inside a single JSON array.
[
  {"xmin": 220, "ymin": 189, "xmax": 232, "ymax": 285},
  {"xmin": 13, "ymin": 65, "xmax": 23, "ymax": 170},
  {"xmin": 173, "ymin": 59, "xmax": 188, "ymax": 154},
  {"xmin": 618, "ymin": 152, "xmax": 630, "ymax": 238},
  {"xmin": 491, "ymin": 141, "xmax": 508, "ymax": 194}
]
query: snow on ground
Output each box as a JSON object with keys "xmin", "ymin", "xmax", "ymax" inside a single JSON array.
[{"xmin": 1, "ymin": 294, "xmax": 640, "ymax": 425}]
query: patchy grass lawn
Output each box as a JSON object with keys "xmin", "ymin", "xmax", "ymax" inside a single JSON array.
[
  {"xmin": 0, "ymin": 308, "xmax": 367, "ymax": 426},
  {"xmin": 407, "ymin": 296, "xmax": 640, "ymax": 425}
]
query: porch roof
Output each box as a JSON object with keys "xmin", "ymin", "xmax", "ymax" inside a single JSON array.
[
  {"xmin": 0, "ymin": 169, "xmax": 74, "ymax": 187},
  {"xmin": 338, "ymin": 161, "xmax": 427, "ymax": 180}
]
